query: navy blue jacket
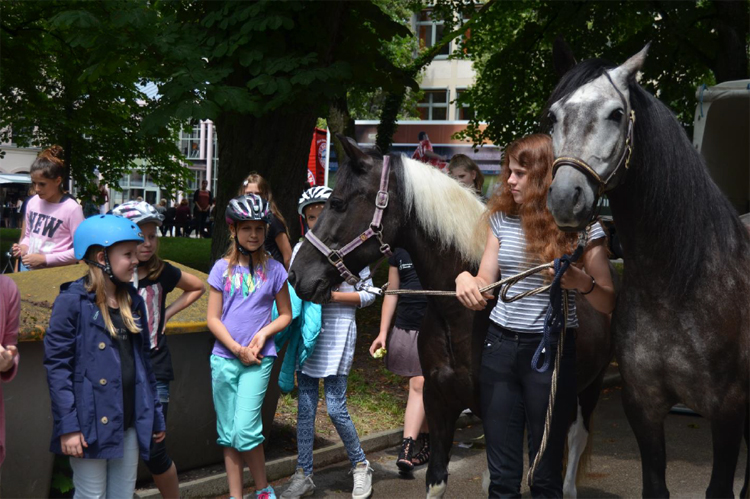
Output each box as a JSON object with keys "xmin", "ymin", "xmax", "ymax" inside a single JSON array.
[{"xmin": 44, "ymin": 278, "xmax": 166, "ymax": 460}]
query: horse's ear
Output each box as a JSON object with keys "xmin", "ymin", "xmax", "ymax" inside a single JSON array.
[
  {"xmin": 611, "ymin": 43, "xmax": 650, "ymax": 88},
  {"xmin": 552, "ymin": 36, "xmax": 577, "ymax": 78},
  {"xmin": 335, "ymin": 133, "xmax": 374, "ymax": 172}
]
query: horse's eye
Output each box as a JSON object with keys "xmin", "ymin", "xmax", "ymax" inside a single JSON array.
[
  {"xmin": 329, "ymin": 198, "xmax": 345, "ymax": 212},
  {"xmin": 608, "ymin": 108, "xmax": 624, "ymax": 122},
  {"xmin": 548, "ymin": 112, "xmax": 557, "ymax": 134}
]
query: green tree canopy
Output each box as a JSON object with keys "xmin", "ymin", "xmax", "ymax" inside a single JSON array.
[
  {"xmin": 456, "ymin": 0, "xmax": 749, "ymax": 148},
  {"xmin": 0, "ymin": 0, "xmax": 190, "ymax": 198}
]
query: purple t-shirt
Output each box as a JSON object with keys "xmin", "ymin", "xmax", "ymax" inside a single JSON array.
[{"xmin": 207, "ymin": 258, "xmax": 288, "ymax": 359}]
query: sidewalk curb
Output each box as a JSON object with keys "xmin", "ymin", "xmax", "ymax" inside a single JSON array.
[{"xmin": 135, "ymin": 413, "xmax": 481, "ymax": 498}]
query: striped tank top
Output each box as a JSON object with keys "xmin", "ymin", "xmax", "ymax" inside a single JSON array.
[{"xmin": 488, "ymin": 212, "xmax": 606, "ymax": 333}]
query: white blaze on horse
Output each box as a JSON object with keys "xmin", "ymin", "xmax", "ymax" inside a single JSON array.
[
  {"xmin": 289, "ymin": 137, "xmax": 614, "ymax": 498},
  {"xmin": 545, "ymin": 43, "xmax": 750, "ymax": 498}
]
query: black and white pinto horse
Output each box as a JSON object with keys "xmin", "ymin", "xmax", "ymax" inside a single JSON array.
[
  {"xmin": 289, "ymin": 137, "xmax": 614, "ymax": 497},
  {"xmin": 545, "ymin": 44, "xmax": 750, "ymax": 497}
]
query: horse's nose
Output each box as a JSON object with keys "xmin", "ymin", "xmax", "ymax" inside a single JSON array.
[{"xmin": 288, "ymin": 269, "xmax": 297, "ymax": 287}]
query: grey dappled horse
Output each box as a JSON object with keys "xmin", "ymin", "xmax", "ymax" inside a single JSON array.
[
  {"xmin": 544, "ymin": 44, "xmax": 750, "ymax": 498},
  {"xmin": 289, "ymin": 137, "xmax": 614, "ymax": 497}
]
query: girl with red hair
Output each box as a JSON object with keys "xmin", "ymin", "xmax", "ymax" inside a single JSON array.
[{"xmin": 455, "ymin": 134, "xmax": 615, "ymax": 497}]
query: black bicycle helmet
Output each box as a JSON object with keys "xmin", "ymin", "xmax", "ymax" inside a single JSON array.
[{"xmin": 225, "ymin": 194, "xmax": 271, "ymax": 225}]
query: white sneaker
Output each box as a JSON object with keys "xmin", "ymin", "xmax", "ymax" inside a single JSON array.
[
  {"xmin": 350, "ymin": 460, "xmax": 373, "ymax": 499},
  {"xmin": 281, "ymin": 468, "xmax": 315, "ymax": 498}
]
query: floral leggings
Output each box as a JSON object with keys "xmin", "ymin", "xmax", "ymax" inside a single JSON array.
[{"xmin": 296, "ymin": 372, "xmax": 366, "ymax": 475}]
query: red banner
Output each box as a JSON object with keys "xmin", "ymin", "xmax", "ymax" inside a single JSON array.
[{"xmin": 307, "ymin": 128, "xmax": 328, "ymax": 186}]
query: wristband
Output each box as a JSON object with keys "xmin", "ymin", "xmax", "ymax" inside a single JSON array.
[{"xmin": 580, "ymin": 276, "xmax": 596, "ymax": 295}]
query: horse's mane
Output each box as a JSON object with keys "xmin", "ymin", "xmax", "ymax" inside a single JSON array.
[
  {"xmin": 395, "ymin": 155, "xmax": 487, "ymax": 265},
  {"xmin": 543, "ymin": 59, "xmax": 749, "ymax": 295}
]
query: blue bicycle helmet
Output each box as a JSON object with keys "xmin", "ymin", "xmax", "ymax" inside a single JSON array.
[{"xmin": 74, "ymin": 214, "xmax": 144, "ymax": 260}]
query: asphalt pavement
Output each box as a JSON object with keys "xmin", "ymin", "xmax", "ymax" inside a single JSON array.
[{"xmin": 271, "ymin": 388, "xmax": 748, "ymax": 498}]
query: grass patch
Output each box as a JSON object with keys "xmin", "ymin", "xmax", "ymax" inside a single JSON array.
[
  {"xmin": 158, "ymin": 236, "xmax": 213, "ymax": 273},
  {"xmin": 1, "ymin": 229, "xmax": 21, "ymax": 271}
]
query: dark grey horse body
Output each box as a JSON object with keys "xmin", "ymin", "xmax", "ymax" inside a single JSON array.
[
  {"xmin": 545, "ymin": 45, "xmax": 750, "ymax": 497},
  {"xmin": 289, "ymin": 137, "xmax": 614, "ymax": 497}
]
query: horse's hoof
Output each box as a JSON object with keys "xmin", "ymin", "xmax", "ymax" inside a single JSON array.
[{"xmin": 427, "ymin": 481, "xmax": 447, "ymax": 498}]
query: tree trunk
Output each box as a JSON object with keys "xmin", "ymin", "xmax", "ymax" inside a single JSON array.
[
  {"xmin": 713, "ymin": 0, "xmax": 749, "ymax": 83},
  {"xmin": 328, "ymin": 95, "xmax": 356, "ymax": 163},
  {"xmin": 211, "ymin": 110, "xmax": 318, "ymax": 263}
]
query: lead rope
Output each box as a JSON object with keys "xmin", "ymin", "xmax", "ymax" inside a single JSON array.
[{"xmin": 525, "ymin": 232, "xmax": 586, "ymax": 488}]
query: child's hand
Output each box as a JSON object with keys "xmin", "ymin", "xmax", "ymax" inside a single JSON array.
[
  {"xmin": 238, "ymin": 346, "xmax": 259, "ymax": 366},
  {"xmin": 22, "ymin": 253, "xmax": 46, "ymax": 269},
  {"xmin": 249, "ymin": 331, "xmax": 267, "ymax": 356},
  {"xmin": 61, "ymin": 431, "xmax": 88, "ymax": 457},
  {"xmin": 11, "ymin": 244, "xmax": 27, "ymax": 258},
  {"xmin": 0, "ymin": 345, "xmax": 18, "ymax": 373},
  {"xmin": 369, "ymin": 335, "xmax": 386, "ymax": 357},
  {"xmin": 152, "ymin": 431, "xmax": 166, "ymax": 443}
]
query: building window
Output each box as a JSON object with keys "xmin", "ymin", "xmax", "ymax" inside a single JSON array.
[
  {"xmin": 418, "ymin": 89, "xmax": 449, "ymax": 121},
  {"xmin": 180, "ymin": 123, "xmax": 201, "ymax": 159},
  {"xmin": 456, "ymin": 89, "xmax": 474, "ymax": 121},
  {"xmin": 417, "ymin": 11, "xmax": 450, "ymax": 57}
]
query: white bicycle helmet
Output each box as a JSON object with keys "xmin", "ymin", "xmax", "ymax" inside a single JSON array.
[
  {"xmin": 111, "ymin": 200, "xmax": 164, "ymax": 226},
  {"xmin": 298, "ymin": 186, "xmax": 333, "ymax": 215}
]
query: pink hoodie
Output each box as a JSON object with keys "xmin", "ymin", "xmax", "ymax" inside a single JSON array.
[
  {"xmin": 20, "ymin": 195, "xmax": 84, "ymax": 267},
  {"xmin": 0, "ymin": 275, "xmax": 20, "ymax": 467}
]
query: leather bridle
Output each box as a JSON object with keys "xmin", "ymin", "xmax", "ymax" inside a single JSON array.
[
  {"xmin": 551, "ymin": 71, "xmax": 636, "ymax": 209},
  {"xmin": 305, "ymin": 155, "xmax": 393, "ymax": 288}
]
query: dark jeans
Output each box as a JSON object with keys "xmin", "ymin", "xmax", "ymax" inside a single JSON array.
[
  {"xmin": 196, "ymin": 210, "xmax": 209, "ymax": 237},
  {"xmin": 480, "ymin": 322, "xmax": 577, "ymax": 498}
]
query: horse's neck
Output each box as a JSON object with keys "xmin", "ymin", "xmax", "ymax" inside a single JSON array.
[{"xmin": 399, "ymin": 228, "xmax": 469, "ymax": 291}]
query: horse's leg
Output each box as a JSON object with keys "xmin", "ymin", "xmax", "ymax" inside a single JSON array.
[
  {"xmin": 564, "ymin": 368, "xmax": 604, "ymax": 498},
  {"xmin": 741, "ymin": 406, "xmax": 749, "ymax": 499},
  {"xmin": 423, "ymin": 374, "xmax": 459, "ymax": 498},
  {"xmin": 621, "ymin": 386, "xmax": 671, "ymax": 498},
  {"xmin": 563, "ymin": 398, "xmax": 586, "ymax": 498},
  {"xmin": 706, "ymin": 401, "xmax": 746, "ymax": 498}
]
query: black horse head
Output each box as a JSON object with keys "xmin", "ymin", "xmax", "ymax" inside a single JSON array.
[{"xmin": 289, "ymin": 136, "xmax": 404, "ymax": 303}]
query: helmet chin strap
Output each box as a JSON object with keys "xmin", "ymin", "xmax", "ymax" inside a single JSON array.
[
  {"xmin": 84, "ymin": 249, "xmax": 129, "ymax": 288},
  {"xmin": 235, "ymin": 237, "xmax": 264, "ymax": 260}
]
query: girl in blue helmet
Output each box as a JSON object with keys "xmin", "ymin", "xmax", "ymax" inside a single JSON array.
[
  {"xmin": 207, "ymin": 194, "xmax": 292, "ymax": 499},
  {"xmin": 43, "ymin": 214, "xmax": 166, "ymax": 499}
]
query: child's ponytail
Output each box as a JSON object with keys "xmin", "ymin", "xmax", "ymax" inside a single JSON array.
[{"xmin": 31, "ymin": 145, "xmax": 67, "ymax": 193}]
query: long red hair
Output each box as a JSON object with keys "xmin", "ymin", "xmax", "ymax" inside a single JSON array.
[{"xmin": 487, "ymin": 134, "xmax": 578, "ymax": 264}]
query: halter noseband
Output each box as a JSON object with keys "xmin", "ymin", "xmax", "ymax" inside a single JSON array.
[
  {"xmin": 551, "ymin": 70, "xmax": 636, "ymax": 208},
  {"xmin": 552, "ymin": 109, "xmax": 635, "ymax": 199},
  {"xmin": 305, "ymin": 155, "xmax": 393, "ymax": 287}
]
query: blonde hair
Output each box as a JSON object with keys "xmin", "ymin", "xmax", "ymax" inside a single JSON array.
[
  {"xmin": 224, "ymin": 221, "xmax": 269, "ymax": 281},
  {"xmin": 84, "ymin": 246, "xmax": 140, "ymax": 337}
]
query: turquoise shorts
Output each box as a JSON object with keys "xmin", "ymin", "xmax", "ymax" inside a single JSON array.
[{"xmin": 210, "ymin": 354, "xmax": 274, "ymax": 452}]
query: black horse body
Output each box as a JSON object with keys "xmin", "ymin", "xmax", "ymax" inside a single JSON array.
[
  {"xmin": 289, "ymin": 137, "xmax": 613, "ymax": 497},
  {"xmin": 545, "ymin": 47, "xmax": 750, "ymax": 498}
]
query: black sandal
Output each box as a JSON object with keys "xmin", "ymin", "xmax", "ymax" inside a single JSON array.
[
  {"xmin": 411, "ymin": 433, "xmax": 430, "ymax": 466},
  {"xmin": 396, "ymin": 437, "xmax": 416, "ymax": 473}
]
